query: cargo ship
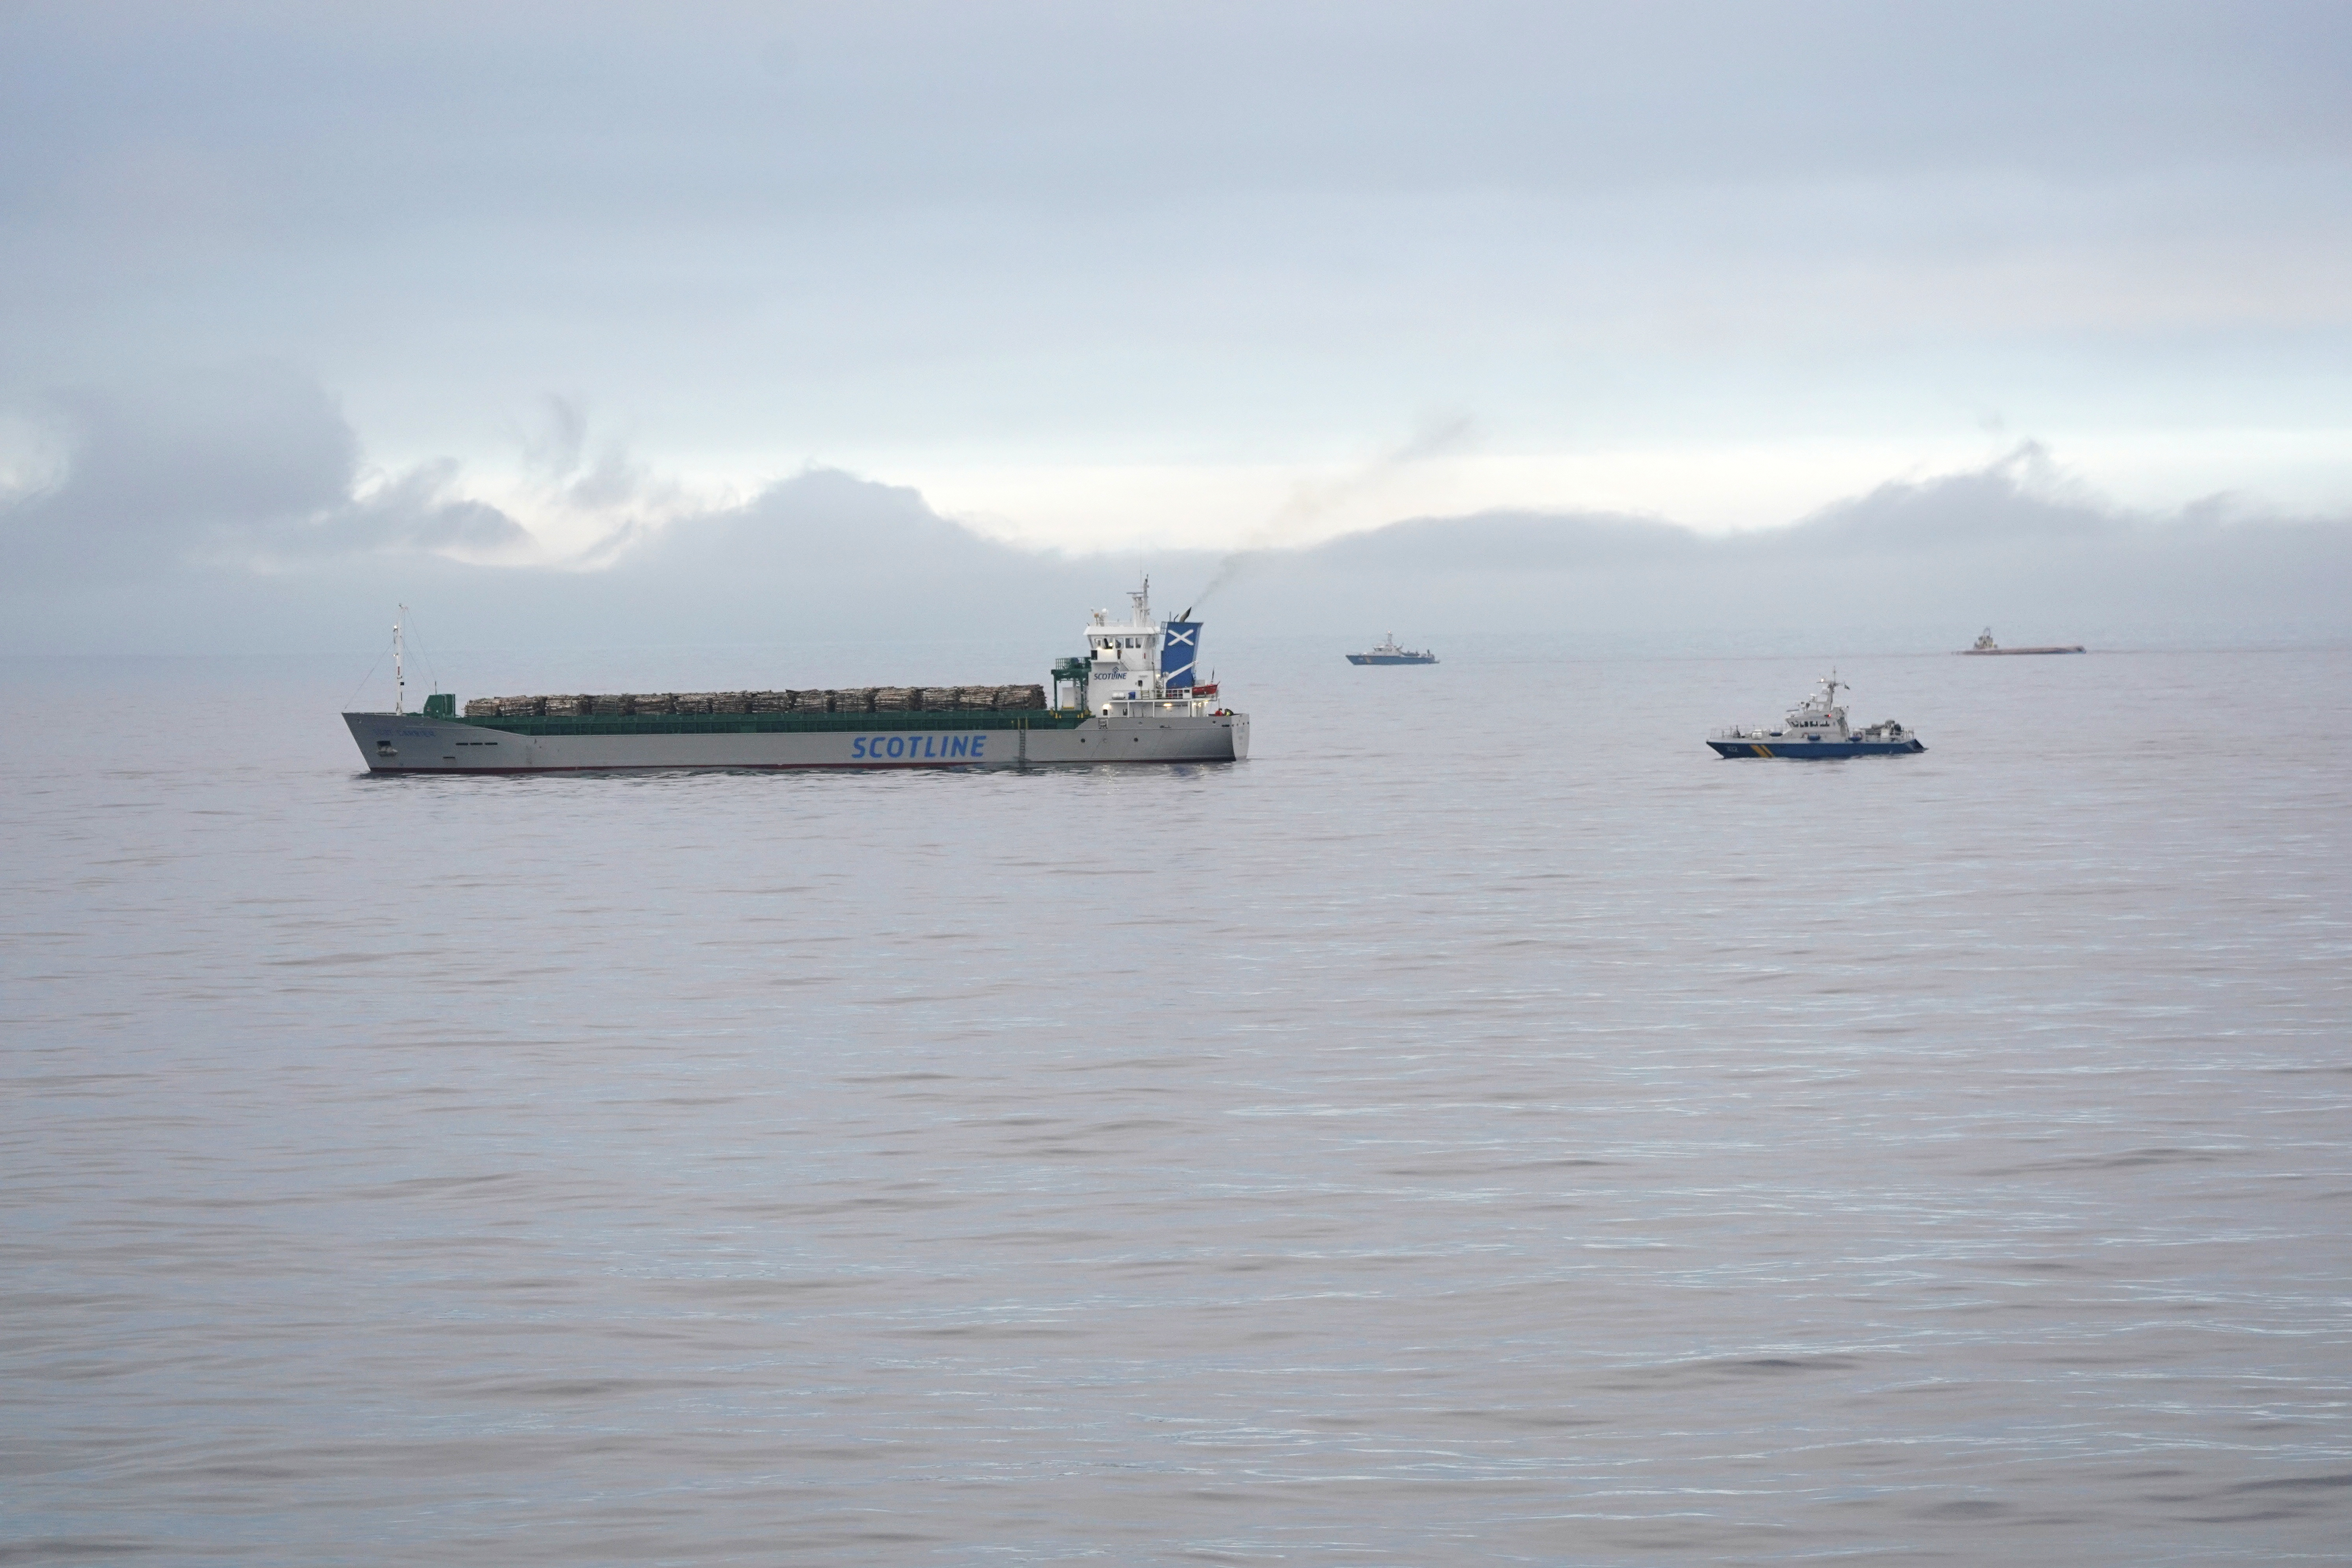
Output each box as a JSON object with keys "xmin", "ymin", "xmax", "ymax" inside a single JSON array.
[
  {"xmin": 344, "ymin": 583, "xmax": 1247, "ymax": 773},
  {"xmin": 1961, "ymin": 628, "xmax": 2085, "ymax": 655},
  {"xmin": 1708, "ymin": 673, "xmax": 1924, "ymax": 759}
]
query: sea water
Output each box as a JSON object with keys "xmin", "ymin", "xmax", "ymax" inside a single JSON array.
[{"xmin": 4, "ymin": 639, "xmax": 2348, "ymax": 1564}]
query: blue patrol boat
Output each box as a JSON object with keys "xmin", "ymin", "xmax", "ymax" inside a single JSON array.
[{"xmin": 1708, "ymin": 673, "xmax": 1924, "ymax": 759}]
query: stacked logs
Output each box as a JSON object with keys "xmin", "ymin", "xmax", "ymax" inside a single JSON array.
[{"xmin": 459, "ymin": 684, "xmax": 1049, "ymax": 719}]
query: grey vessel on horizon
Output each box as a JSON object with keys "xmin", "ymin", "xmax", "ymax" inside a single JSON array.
[
  {"xmin": 1347, "ymin": 634, "xmax": 1437, "ymax": 666},
  {"xmin": 1962, "ymin": 628, "xmax": 2085, "ymax": 655}
]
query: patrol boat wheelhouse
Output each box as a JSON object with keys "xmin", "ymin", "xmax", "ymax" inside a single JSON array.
[
  {"xmin": 1708, "ymin": 673, "xmax": 1924, "ymax": 759},
  {"xmin": 343, "ymin": 584, "xmax": 1247, "ymax": 773}
]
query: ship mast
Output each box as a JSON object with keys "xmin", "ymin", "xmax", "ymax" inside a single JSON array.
[{"xmin": 394, "ymin": 604, "xmax": 407, "ymax": 716}]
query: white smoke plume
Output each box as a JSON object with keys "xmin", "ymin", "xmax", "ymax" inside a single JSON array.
[{"xmin": 1186, "ymin": 413, "xmax": 1474, "ymax": 612}]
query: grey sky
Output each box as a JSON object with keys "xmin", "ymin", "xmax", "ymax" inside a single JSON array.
[{"xmin": 2, "ymin": 0, "xmax": 2348, "ymax": 633}]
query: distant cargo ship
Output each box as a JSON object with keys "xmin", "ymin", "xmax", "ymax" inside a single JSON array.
[
  {"xmin": 1347, "ymin": 634, "xmax": 1437, "ymax": 666},
  {"xmin": 344, "ymin": 583, "xmax": 1247, "ymax": 773},
  {"xmin": 1962, "ymin": 628, "xmax": 2085, "ymax": 655},
  {"xmin": 1708, "ymin": 673, "xmax": 1924, "ymax": 759}
]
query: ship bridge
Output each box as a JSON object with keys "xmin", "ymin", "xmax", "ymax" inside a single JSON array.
[{"xmin": 1068, "ymin": 578, "xmax": 1222, "ymax": 717}]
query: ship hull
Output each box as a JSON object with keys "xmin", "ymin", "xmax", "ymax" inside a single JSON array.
[
  {"xmin": 1960, "ymin": 647, "xmax": 2084, "ymax": 655},
  {"xmin": 344, "ymin": 710, "xmax": 1248, "ymax": 773},
  {"xmin": 1346, "ymin": 654, "xmax": 1437, "ymax": 665},
  {"xmin": 1707, "ymin": 738, "xmax": 1926, "ymax": 759}
]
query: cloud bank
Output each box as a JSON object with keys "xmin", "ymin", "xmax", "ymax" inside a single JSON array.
[
  {"xmin": 1, "ymin": 365, "xmax": 531, "ymax": 585},
  {"xmin": 3, "ymin": 371, "xmax": 2345, "ymax": 664}
]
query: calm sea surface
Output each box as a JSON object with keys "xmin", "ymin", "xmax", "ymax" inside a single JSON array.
[{"xmin": 5, "ymin": 640, "xmax": 2350, "ymax": 1565}]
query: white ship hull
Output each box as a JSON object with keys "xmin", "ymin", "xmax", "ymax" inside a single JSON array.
[{"xmin": 344, "ymin": 710, "xmax": 1248, "ymax": 773}]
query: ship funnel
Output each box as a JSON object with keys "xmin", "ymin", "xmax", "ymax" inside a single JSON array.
[{"xmin": 1161, "ymin": 617, "xmax": 1201, "ymax": 690}]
